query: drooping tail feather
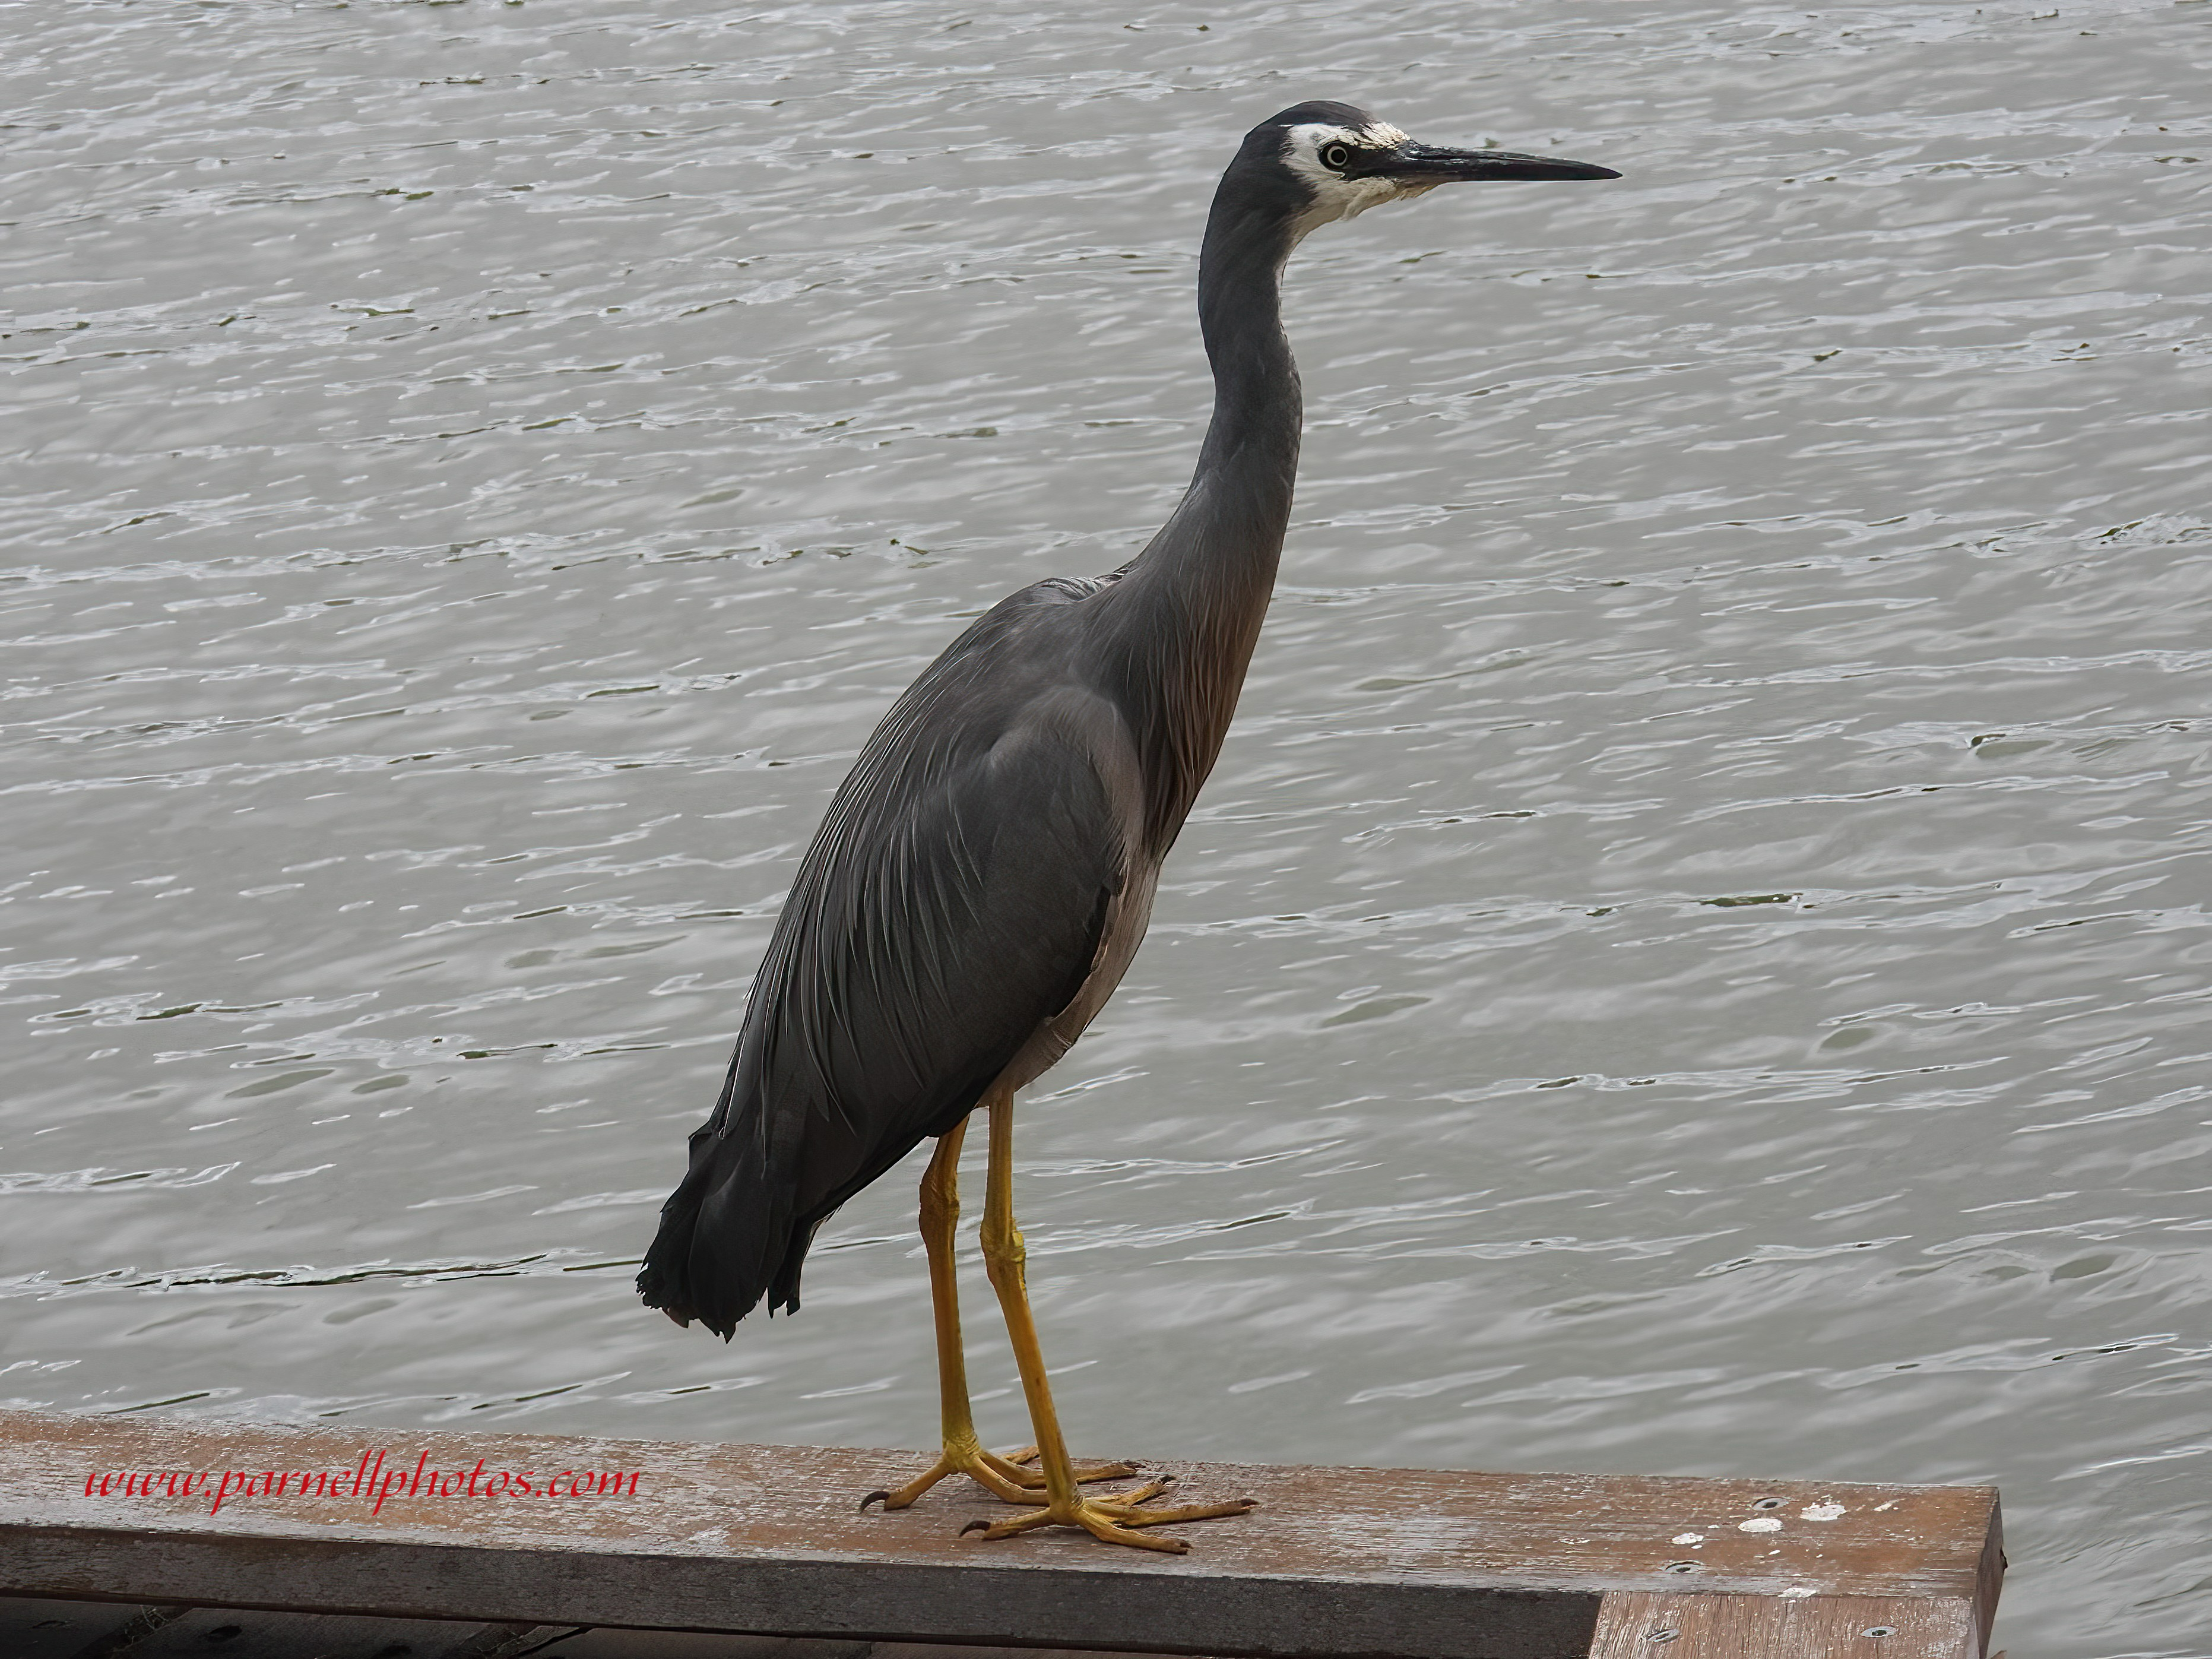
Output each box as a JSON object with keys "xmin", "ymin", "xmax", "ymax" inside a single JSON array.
[
  {"xmin": 638, "ymin": 1058, "xmax": 798, "ymax": 1338},
  {"xmin": 637, "ymin": 1043, "xmax": 967, "ymax": 1337}
]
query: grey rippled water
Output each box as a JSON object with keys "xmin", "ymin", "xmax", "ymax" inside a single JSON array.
[{"xmin": 4, "ymin": 2, "xmax": 2208, "ymax": 1652}]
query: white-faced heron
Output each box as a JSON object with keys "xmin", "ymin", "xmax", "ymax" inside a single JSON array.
[{"xmin": 639, "ymin": 100, "xmax": 1618, "ymax": 1552}]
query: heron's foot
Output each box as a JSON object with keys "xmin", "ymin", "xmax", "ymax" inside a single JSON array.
[
  {"xmin": 958, "ymin": 1474, "xmax": 1257, "ymax": 1554},
  {"xmin": 989, "ymin": 1444, "xmax": 1143, "ymax": 1489},
  {"xmin": 861, "ymin": 1442, "xmax": 1139, "ymax": 1511}
]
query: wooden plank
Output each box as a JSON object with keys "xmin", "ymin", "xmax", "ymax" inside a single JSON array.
[
  {"xmin": 67, "ymin": 1604, "xmax": 564, "ymax": 1659},
  {"xmin": 0, "ymin": 1410, "xmax": 2001, "ymax": 1659},
  {"xmin": 0, "ymin": 1598, "xmax": 1249, "ymax": 1659},
  {"xmin": 1587, "ymin": 1591, "xmax": 1980, "ymax": 1659},
  {"xmin": 0, "ymin": 1596, "xmax": 575, "ymax": 1659},
  {"xmin": 543, "ymin": 1639, "xmax": 1230, "ymax": 1659},
  {"xmin": 0, "ymin": 1595, "xmax": 170, "ymax": 1659},
  {"xmin": 0, "ymin": 1597, "xmax": 1241, "ymax": 1659}
]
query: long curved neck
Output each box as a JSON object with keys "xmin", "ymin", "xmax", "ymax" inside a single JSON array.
[
  {"xmin": 1107, "ymin": 176, "xmax": 1303, "ymax": 852},
  {"xmin": 1190, "ymin": 195, "xmax": 1303, "ymax": 495}
]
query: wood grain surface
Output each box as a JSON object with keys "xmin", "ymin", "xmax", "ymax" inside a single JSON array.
[
  {"xmin": 1587, "ymin": 1590, "xmax": 1983, "ymax": 1659},
  {"xmin": 0, "ymin": 1410, "xmax": 2002, "ymax": 1659}
]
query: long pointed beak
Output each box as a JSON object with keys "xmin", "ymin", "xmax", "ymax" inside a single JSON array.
[{"xmin": 1364, "ymin": 142, "xmax": 1620, "ymax": 182}]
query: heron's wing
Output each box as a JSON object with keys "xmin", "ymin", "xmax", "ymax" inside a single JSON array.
[
  {"xmin": 765, "ymin": 680, "xmax": 1128, "ymax": 1153},
  {"xmin": 642, "ymin": 592, "xmax": 1133, "ymax": 1333}
]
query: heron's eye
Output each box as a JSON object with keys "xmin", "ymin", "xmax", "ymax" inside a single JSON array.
[{"xmin": 1319, "ymin": 141, "xmax": 1355, "ymax": 173}]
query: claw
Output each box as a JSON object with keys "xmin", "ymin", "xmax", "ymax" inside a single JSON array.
[
  {"xmin": 860, "ymin": 1490, "xmax": 891, "ymax": 1511},
  {"xmin": 959, "ymin": 1518, "xmax": 991, "ymax": 1536}
]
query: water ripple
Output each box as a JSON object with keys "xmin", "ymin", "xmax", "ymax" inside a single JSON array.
[{"xmin": 4, "ymin": 2, "xmax": 2207, "ymax": 1651}]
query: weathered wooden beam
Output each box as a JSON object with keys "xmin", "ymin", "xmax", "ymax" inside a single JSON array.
[
  {"xmin": 0, "ymin": 1594, "xmax": 572, "ymax": 1659},
  {"xmin": 1587, "ymin": 1591, "xmax": 1986, "ymax": 1659},
  {"xmin": 2, "ymin": 1598, "xmax": 1193, "ymax": 1659},
  {"xmin": 0, "ymin": 1410, "xmax": 2001, "ymax": 1659}
]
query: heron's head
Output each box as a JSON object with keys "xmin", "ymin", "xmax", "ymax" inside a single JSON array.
[{"xmin": 1248, "ymin": 100, "xmax": 1618, "ymax": 245}]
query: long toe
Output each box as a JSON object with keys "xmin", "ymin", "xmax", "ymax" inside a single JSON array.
[
  {"xmin": 867, "ymin": 1446, "xmax": 1046, "ymax": 1511},
  {"xmin": 1072, "ymin": 1457, "xmax": 1145, "ymax": 1481},
  {"xmin": 1100, "ymin": 1497, "xmax": 1258, "ymax": 1528},
  {"xmin": 957, "ymin": 1484, "xmax": 1256, "ymax": 1550},
  {"xmin": 1073, "ymin": 1509, "xmax": 1193, "ymax": 1553},
  {"xmin": 984, "ymin": 1446, "xmax": 1140, "ymax": 1486},
  {"xmin": 964, "ymin": 1508, "xmax": 1061, "ymax": 1541},
  {"xmin": 1090, "ymin": 1476, "xmax": 1174, "ymax": 1507}
]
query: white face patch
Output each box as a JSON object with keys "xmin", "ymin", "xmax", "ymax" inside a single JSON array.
[{"xmin": 1280, "ymin": 120, "xmax": 1433, "ymax": 243}]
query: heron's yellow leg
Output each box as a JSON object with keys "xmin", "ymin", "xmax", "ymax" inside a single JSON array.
[
  {"xmin": 965, "ymin": 1084, "xmax": 1257, "ymax": 1553},
  {"xmin": 864, "ymin": 1115, "xmax": 1136, "ymax": 1513}
]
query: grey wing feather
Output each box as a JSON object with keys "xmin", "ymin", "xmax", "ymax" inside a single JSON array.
[{"xmin": 639, "ymin": 586, "xmax": 1131, "ymax": 1336}]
